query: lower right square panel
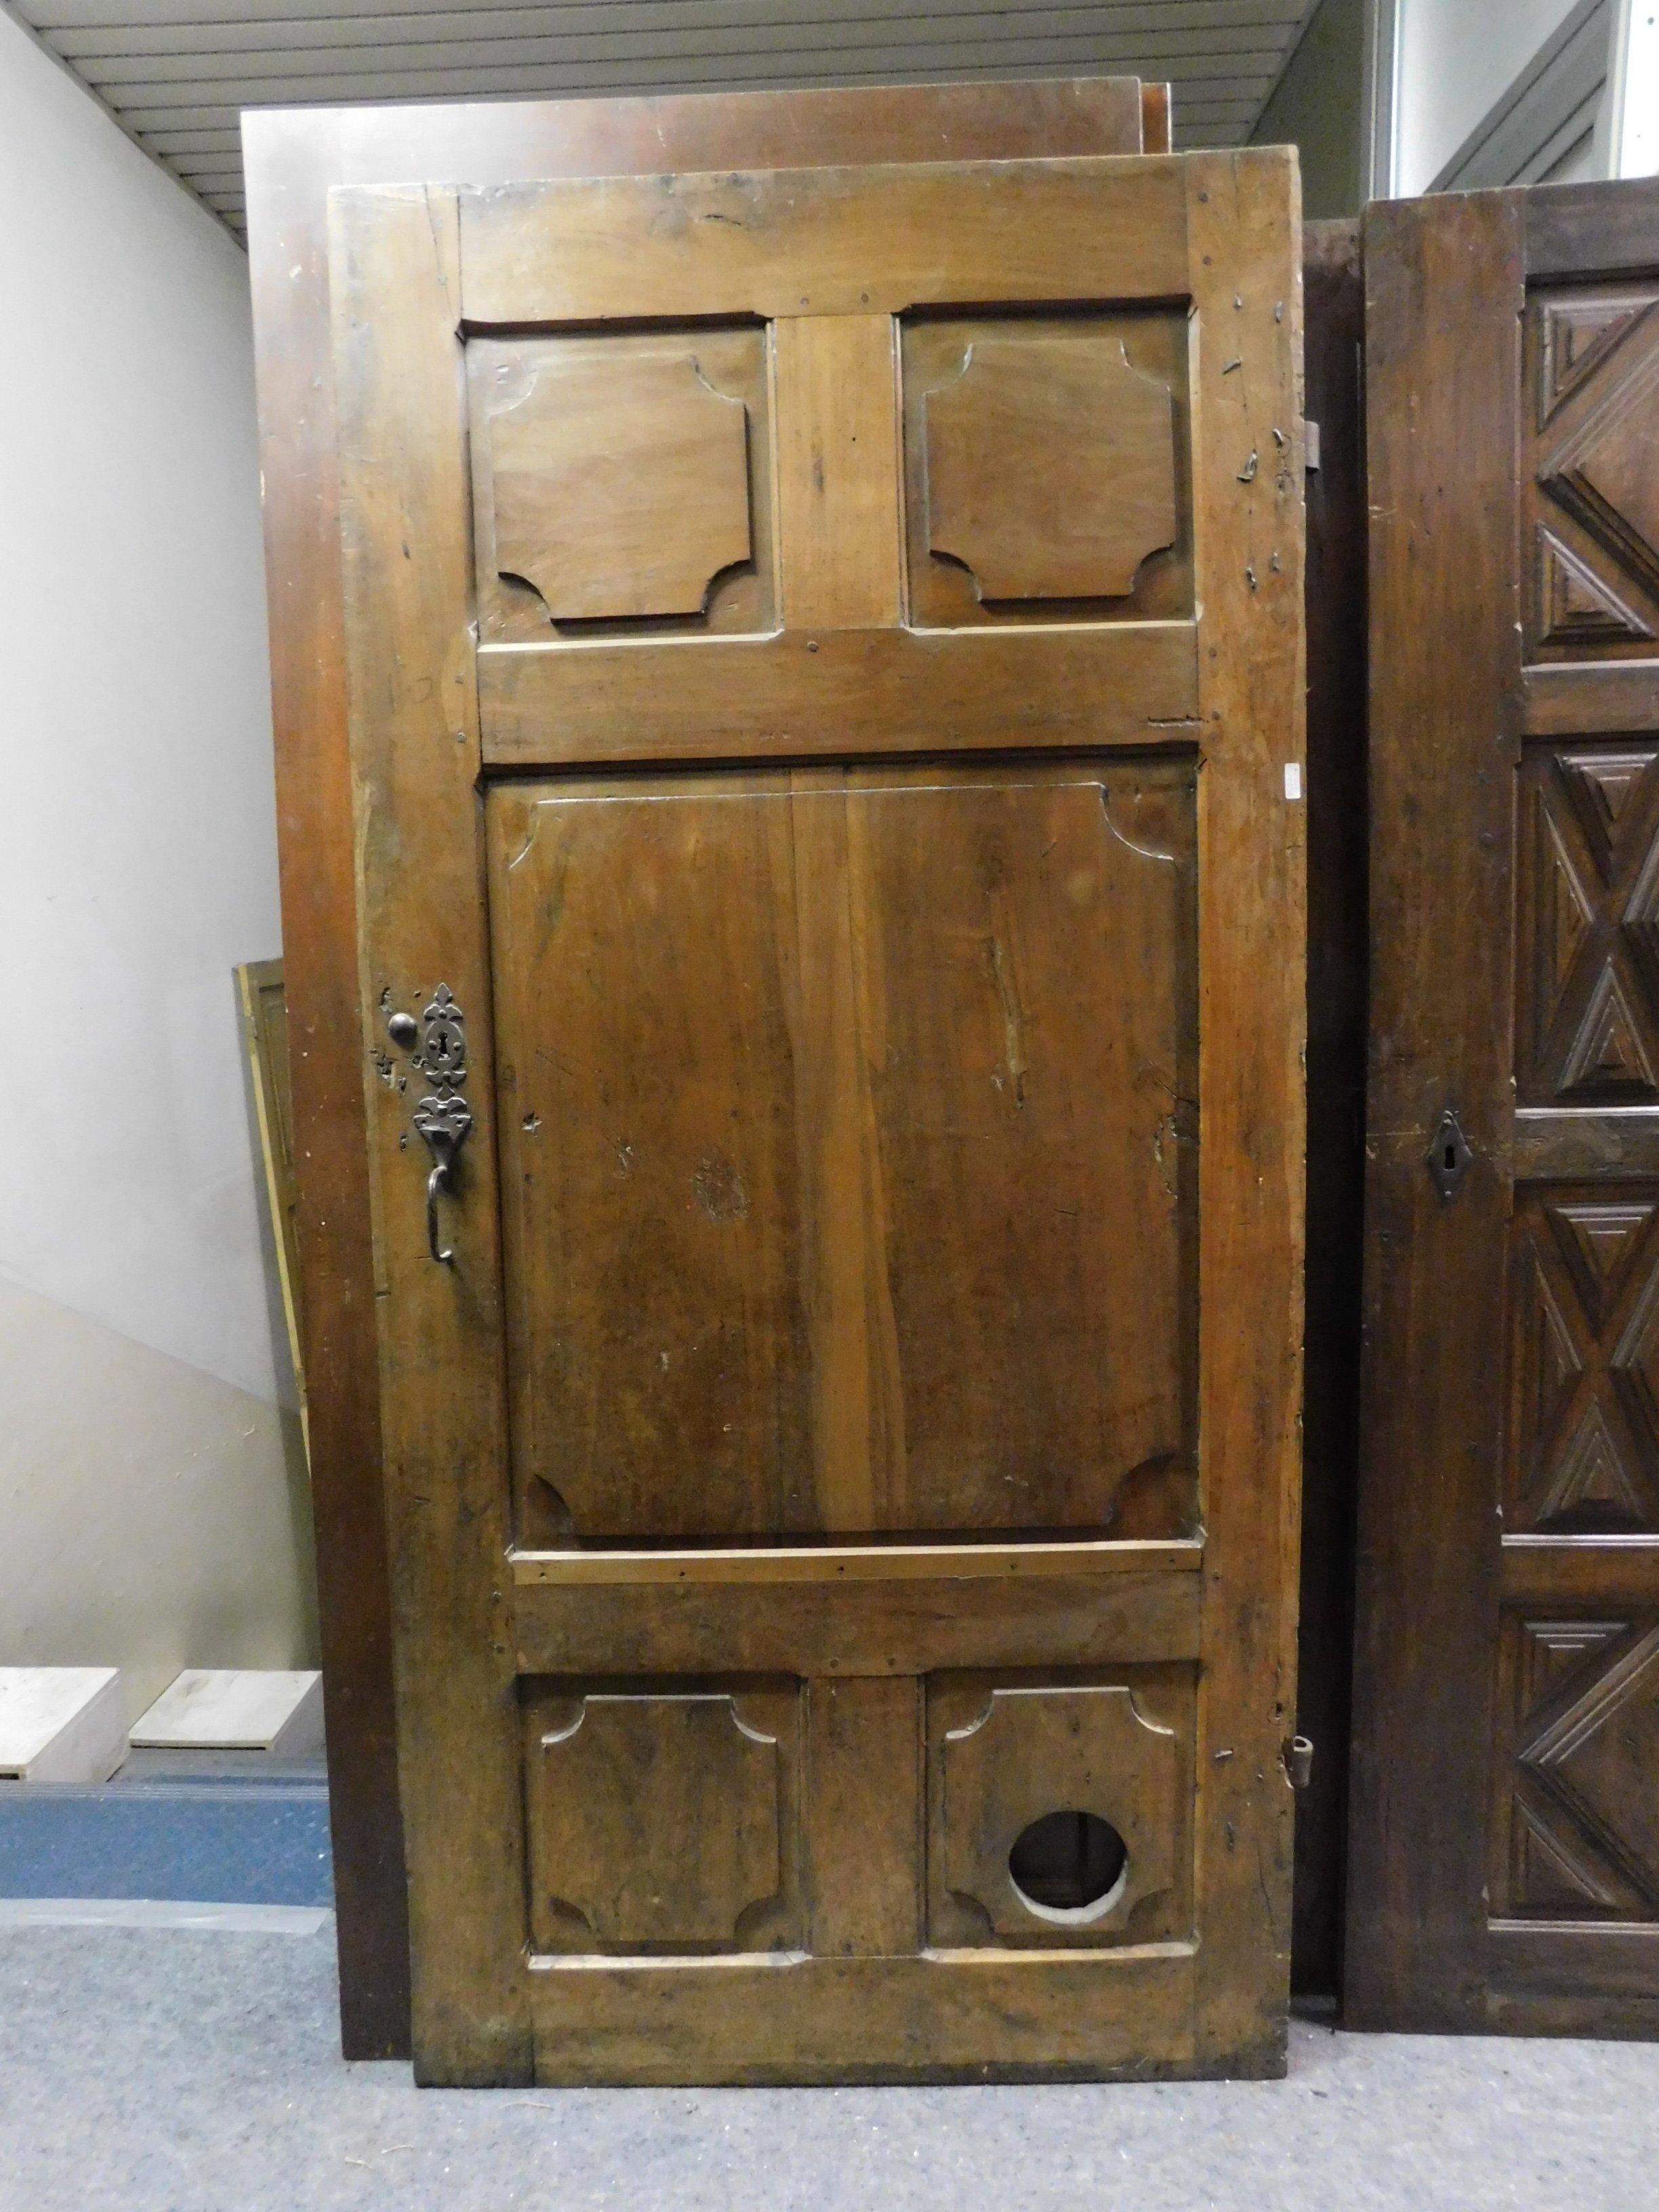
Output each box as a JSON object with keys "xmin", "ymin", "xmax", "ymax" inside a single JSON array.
[{"xmin": 926, "ymin": 1666, "xmax": 1195, "ymax": 1950}]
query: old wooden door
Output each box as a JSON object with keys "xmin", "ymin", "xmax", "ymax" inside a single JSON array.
[
  {"xmin": 332, "ymin": 147, "xmax": 1305, "ymax": 2085},
  {"xmin": 1351, "ymin": 178, "xmax": 1659, "ymax": 2036},
  {"xmin": 248, "ymin": 76, "xmax": 1166, "ymax": 2064}
]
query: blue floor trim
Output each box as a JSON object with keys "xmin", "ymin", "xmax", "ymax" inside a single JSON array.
[{"xmin": 0, "ymin": 1769, "xmax": 333, "ymax": 1908}]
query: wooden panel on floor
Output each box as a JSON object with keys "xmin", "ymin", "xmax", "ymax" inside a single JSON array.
[
  {"xmin": 331, "ymin": 184, "xmax": 531, "ymax": 2085},
  {"xmin": 1183, "ymin": 149, "xmax": 1305, "ymax": 2080}
]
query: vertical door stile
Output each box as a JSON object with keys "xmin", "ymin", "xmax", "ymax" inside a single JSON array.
[
  {"xmin": 773, "ymin": 312, "xmax": 905, "ymax": 631},
  {"xmin": 1347, "ymin": 190, "xmax": 1525, "ymax": 2036},
  {"xmin": 1185, "ymin": 154, "xmax": 1308, "ymax": 2070},
  {"xmin": 773, "ymin": 312, "xmax": 909, "ymax": 1527},
  {"xmin": 331, "ymin": 183, "xmax": 533, "ymax": 2085}
]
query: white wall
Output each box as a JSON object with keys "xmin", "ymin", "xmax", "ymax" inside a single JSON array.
[
  {"xmin": 1394, "ymin": 0, "xmax": 1586, "ymax": 190},
  {"xmin": 1610, "ymin": 0, "xmax": 1659, "ymax": 174},
  {"xmin": 0, "ymin": 11, "xmax": 316, "ymax": 1716},
  {"xmin": 0, "ymin": 1285, "xmax": 314, "ymax": 1714}
]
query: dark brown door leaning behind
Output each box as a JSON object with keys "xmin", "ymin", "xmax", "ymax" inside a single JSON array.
[
  {"xmin": 1351, "ymin": 177, "xmax": 1659, "ymax": 2039},
  {"xmin": 243, "ymin": 75, "xmax": 1166, "ymax": 2064},
  {"xmin": 328, "ymin": 134, "xmax": 1305, "ymax": 2083},
  {"xmin": 1294, "ymin": 216, "xmax": 1368, "ymax": 2004}
]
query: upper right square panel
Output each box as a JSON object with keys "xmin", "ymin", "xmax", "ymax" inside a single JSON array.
[{"xmin": 901, "ymin": 308, "xmax": 1193, "ymax": 629}]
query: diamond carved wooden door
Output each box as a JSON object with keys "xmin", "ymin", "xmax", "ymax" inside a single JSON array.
[
  {"xmin": 1353, "ymin": 179, "xmax": 1659, "ymax": 2036},
  {"xmin": 331, "ymin": 147, "xmax": 1305, "ymax": 2085}
]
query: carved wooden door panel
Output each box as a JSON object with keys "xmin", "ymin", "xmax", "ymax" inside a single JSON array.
[
  {"xmin": 1351, "ymin": 180, "xmax": 1659, "ymax": 2036},
  {"xmin": 331, "ymin": 148, "xmax": 1305, "ymax": 2085}
]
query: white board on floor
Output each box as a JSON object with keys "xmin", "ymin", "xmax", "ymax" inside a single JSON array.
[
  {"xmin": 132, "ymin": 1670, "xmax": 324, "ymax": 1755},
  {"xmin": 0, "ymin": 1668, "xmax": 126, "ymax": 1783}
]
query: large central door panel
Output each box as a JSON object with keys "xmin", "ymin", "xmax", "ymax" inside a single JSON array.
[{"xmin": 490, "ymin": 762, "xmax": 1196, "ymax": 1544}]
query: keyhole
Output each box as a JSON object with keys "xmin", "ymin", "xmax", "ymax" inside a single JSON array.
[{"xmin": 1427, "ymin": 1107, "xmax": 1471, "ymax": 1198}]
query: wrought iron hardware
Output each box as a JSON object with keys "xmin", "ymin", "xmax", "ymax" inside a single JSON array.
[
  {"xmin": 413, "ymin": 1090, "xmax": 472, "ymax": 1264},
  {"xmin": 1426, "ymin": 1105, "xmax": 1473, "ymax": 1202},
  {"xmin": 388, "ymin": 984, "xmax": 472, "ymax": 1263},
  {"xmin": 1284, "ymin": 1736, "xmax": 1314, "ymax": 1790}
]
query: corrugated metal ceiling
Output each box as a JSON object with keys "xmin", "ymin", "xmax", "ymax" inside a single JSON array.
[{"xmin": 7, "ymin": 0, "xmax": 1317, "ymax": 237}]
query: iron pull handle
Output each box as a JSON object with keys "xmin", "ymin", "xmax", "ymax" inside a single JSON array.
[
  {"xmin": 424, "ymin": 1161, "xmax": 454, "ymax": 1265},
  {"xmin": 388, "ymin": 985, "xmax": 472, "ymax": 1266},
  {"xmin": 426, "ymin": 1164, "xmax": 447, "ymax": 1264},
  {"xmin": 412, "ymin": 1092, "xmax": 472, "ymax": 1266}
]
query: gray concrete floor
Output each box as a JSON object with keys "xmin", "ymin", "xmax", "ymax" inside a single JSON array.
[{"xmin": 3, "ymin": 1920, "xmax": 1657, "ymax": 2211}]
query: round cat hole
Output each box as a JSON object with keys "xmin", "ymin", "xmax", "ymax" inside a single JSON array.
[{"xmin": 1007, "ymin": 1809, "xmax": 1128, "ymax": 1925}]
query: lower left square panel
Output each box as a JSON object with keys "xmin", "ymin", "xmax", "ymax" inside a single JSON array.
[{"xmin": 520, "ymin": 1677, "xmax": 804, "ymax": 1955}]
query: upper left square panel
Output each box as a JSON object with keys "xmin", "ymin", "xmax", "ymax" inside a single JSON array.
[{"xmin": 468, "ymin": 327, "xmax": 776, "ymax": 642}]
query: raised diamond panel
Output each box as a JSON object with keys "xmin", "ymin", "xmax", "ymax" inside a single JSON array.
[
  {"xmin": 1519, "ymin": 747, "xmax": 1659, "ymax": 1106},
  {"xmin": 1499, "ymin": 1617, "xmax": 1659, "ymax": 1919},
  {"xmin": 1536, "ymin": 527, "xmax": 1654, "ymax": 649},
  {"xmin": 1507, "ymin": 1190, "xmax": 1659, "ymax": 1535},
  {"xmin": 1538, "ymin": 292, "xmax": 1658, "ymax": 425},
  {"xmin": 1527, "ymin": 285, "xmax": 1659, "ymax": 660}
]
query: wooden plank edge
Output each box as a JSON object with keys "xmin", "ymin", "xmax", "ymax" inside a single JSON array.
[
  {"xmin": 528, "ymin": 1938, "xmax": 1197, "ymax": 1971},
  {"xmin": 1500, "ymin": 1534, "xmax": 1659, "ymax": 1603},
  {"xmin": 512, "ymin": 1538, "xmax": 1204, "ymax": 1586},
  {"xmin": 480, "ymin": 621, "xmax": 1203, "ymax": 766},
  {"xmin": 1521, "ymin": 659, "xmax": 1659, "ymax": 735}
]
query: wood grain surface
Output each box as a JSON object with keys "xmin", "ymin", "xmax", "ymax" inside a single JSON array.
[
  {"xmin": 244, "ymin": 77, "xmax": 1159, "ymax": 2062},
  {"xmin": 327, "ymin": 140, "xmax": 1302, "ymax": 2083},
  {"xmin": 487, "ymin": 762, "xmax": 1196, "ymax": 1547},
  {"xmin": 1348, "ymin": 186, "xmax": 1523, "ymax": 2037},
  {"xmin": 331, "ymin": 184, "xmax": 531, "ymax": 2085},
  {"xmin": 1349, "ymin": 178, "xmax": 1659, "ymax": 2040},
  {"xmin": 258, "ymin": 83, "xmax": 1312, "ymax": 2089}
]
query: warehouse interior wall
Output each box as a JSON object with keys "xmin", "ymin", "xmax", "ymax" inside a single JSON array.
[
  {"xmin": 0, "ymin": 0, "xmax": 1635, "ymax": 1730},
  {"xmin": 0, "ymin": 8, "xmax": 316, "ymax": 1719},
  {"xmin": 1250, "ymin": 0, "xmax": 1622, "ymax": 217},
  {"xmin": 1393, "ymin": 0, "xmax": 1601, "ymax": 190},
  {"xmin": 1251, "ymin": 0, "xmax": 1368, "ymax": 218}
]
